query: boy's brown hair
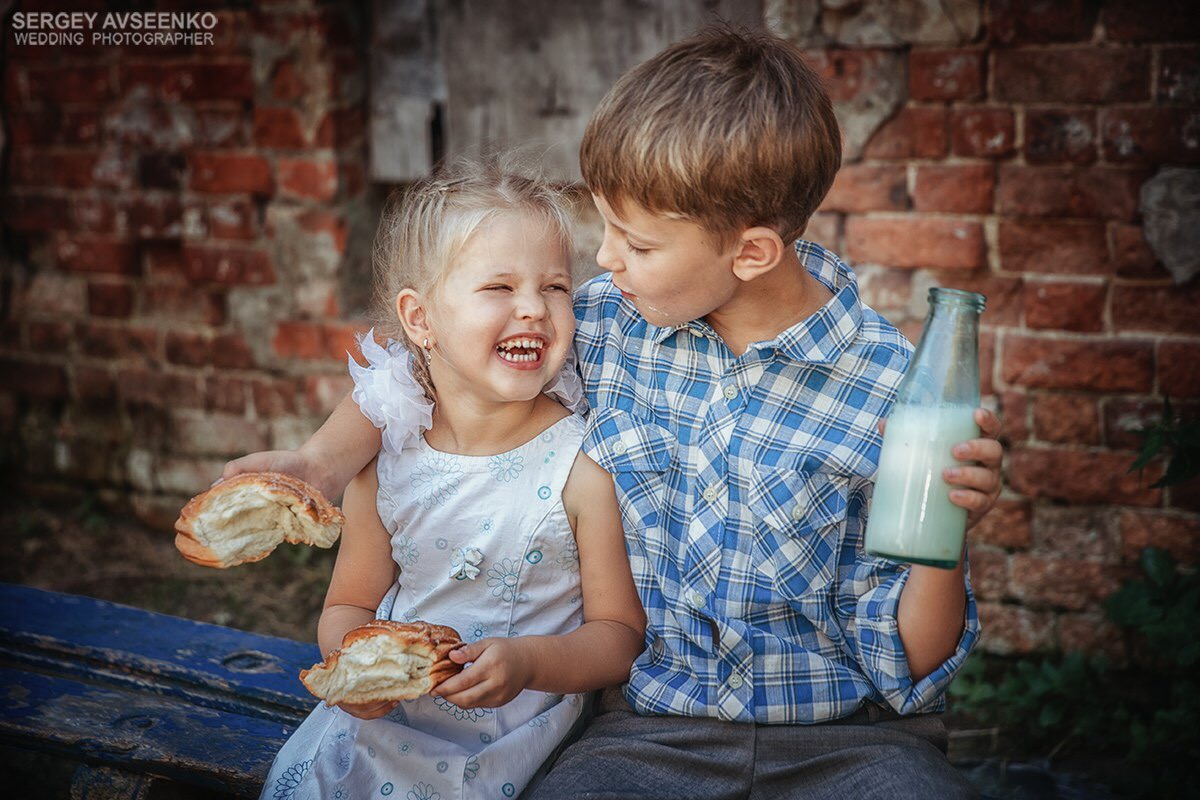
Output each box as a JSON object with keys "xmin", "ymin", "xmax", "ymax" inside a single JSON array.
[{"xmin": 580, "ymin": 23, "xmax": 841, "ymax": 247}]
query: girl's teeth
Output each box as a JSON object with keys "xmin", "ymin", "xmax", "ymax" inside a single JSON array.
[{"xmin": 498, "ymin": 350, "xmax": 538, "ymax": 363}]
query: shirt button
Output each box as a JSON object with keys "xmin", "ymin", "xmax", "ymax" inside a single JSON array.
[
  {"xmin": 688, "ymin": 590, "xmax": 705, "ymax": 608},
  {"xmin": 702, "ymin": 485, "xmax": 719, "ymax": 502},
  {"xmin": 728, "ymin": 673, "xmax": 744, "ymax": 689},
  {"xmin": 791, "ymin": 504, "xmax": 805, "ymax": 520},
  {"xmin": 612, "ymin": 441, "xmax": 627, "ymax": 455},
  {"xmin": 722, "ymin": 385, "xmax": 738, "ymax": 401}
]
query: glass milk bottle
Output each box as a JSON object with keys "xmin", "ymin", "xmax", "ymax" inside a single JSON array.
[{"xmin": 865, "ymin": 288, "xmax": 986, "ymax": 569}]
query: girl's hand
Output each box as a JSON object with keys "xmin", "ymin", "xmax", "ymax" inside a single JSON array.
[
  {"xmin": 431, "ymin": 638, "xmax": 535, "ymax": 710},
  {"xmin": 331, "ymin": 699, "xmax": 399, "ymax": 720},
  {"xmin": 220, "ymin": 449, "xmax": 336, "ymax": 501},
  {"xmin": 943, "ymin": 407, "xmax": 1003, "ymax": 530}
]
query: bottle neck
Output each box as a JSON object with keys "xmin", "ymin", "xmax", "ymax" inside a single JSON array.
[{"xmin": 898, "ymin": 300, "xmax": 982, "ymax": 407}]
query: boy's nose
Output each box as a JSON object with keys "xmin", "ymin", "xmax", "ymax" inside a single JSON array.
[{"xmin": 595, "ymin": 234, "xmax": 621, "ymax": 273}]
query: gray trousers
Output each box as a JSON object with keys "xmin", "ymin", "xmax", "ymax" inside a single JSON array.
[{"xmin": 527, "ymin": 688, "xmax": 978, "ymax": 800}]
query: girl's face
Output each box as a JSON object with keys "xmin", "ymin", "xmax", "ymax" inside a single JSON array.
[{"xmin": 425, "ymin": 213, "xmax": 575, "ymax": 407}]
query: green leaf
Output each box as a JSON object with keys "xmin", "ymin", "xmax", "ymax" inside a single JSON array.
[
  {"xmin": 1039, "ymin": 704, "xmax": 1064, "ymax": 727},
  {"xmin": 1141, "ymin": 547, "xmax": 1176, "ymax": 588}
]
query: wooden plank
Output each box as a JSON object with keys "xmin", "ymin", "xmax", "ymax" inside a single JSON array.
[
  {"xmin": 0, "ymin": 667, "xmax": 295, "ymax": 798},
  {"xmin": 0, "ymin": 584, "xmax": 319, "ymax": 721}
]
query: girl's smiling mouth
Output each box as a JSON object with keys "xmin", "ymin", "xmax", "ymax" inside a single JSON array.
[{"xmin": 495, "ymin": 335, "xmax": 547, "ymax": 368}]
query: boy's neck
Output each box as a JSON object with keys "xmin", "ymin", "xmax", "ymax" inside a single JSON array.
[
  {"xmin": 425, "ymin": 392, "xmax": 566, "ymax": 456},
  {"xmin": 704, "ymin": 244, "xmax": 833, "ymax": 356}
]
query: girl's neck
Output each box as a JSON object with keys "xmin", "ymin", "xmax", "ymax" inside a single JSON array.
[{"xmin": 423, "ymin": 392, "xmax": 566, "ymax": 456}]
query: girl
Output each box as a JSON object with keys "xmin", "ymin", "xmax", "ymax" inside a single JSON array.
[{"xmin": 261, "ymin": 159, "xmax": 645, "ymax": 800}]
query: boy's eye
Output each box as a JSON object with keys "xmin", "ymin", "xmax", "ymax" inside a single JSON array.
[{"xmin": 626, "ymin": 242, "xmax": 650, "ymax": 256}]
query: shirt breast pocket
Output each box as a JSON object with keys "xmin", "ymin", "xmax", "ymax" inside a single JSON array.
[
  {"xmin": 746, "ymin": 465, "xmax": 850, "ymax": 641},
  {"xmin": 586, "ymin": 407, "xmax": 675, "ymax": 538}
]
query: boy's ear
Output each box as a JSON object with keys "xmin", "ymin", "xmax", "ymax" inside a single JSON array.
[
  {"xmin": 731, "ymin": 226, "xmax": 787, "ymax": 283},
  {"xmin": 395, "ymin": 289, "xmax": 434, "ymax": 346}
]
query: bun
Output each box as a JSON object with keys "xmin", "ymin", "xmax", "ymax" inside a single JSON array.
[
  {"xmin": 300, "ymin": 620, "xmax": 463, "ymax": 705},
  {"xmin": 174, "ymin": 472, "xmax": 344, "ymax": 568}
]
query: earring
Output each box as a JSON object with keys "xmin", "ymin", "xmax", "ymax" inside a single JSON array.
[{"xmin": 422, "ymin": 338, "xmax": 432, "ymax": 366}]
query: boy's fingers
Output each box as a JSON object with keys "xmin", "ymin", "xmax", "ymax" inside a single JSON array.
[
  {"xmin": 952, "ymin": 438, "xmax": 1003, "ymax": 466},
  {"xmin": 974, "ymin": 408, "xmax": 1002, "ymax": 439},
  {"xmin": 943, "ymin": 465, "xmax": 1001, "ymax": 494},
  {"xmin": 949, "ymin": 489, "xmax": 992, "ymax": 511}
]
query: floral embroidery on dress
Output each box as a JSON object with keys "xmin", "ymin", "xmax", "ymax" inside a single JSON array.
[
  {"xmin": 332, "ymin": 784, "xmax": 351, "ymax": 800},
  {"xmin": 272, "ymin": 760, "xmax": 312, "ymax": 800},
  {"xmin": 392, "ymin": 534, "xmax": 420, "ymax": 567},
  {"xmin": 557, "ymin": 537, "xmax": 580, "ymax": 572},
  {"xmin": 433, "ymin": 696, "xmax": 493, "ymax": 722},
  {"xmin": 486, "ymin": 558, "xmax": 521, "ymax": 602},
  {"xmin": 464, "ymin": 756, "xmax": 480, "ymax": 780},
  {"xmin": 488, "ymin": 452, "xmax": 524, "ymax": 482},
  {"xmin": 466, "ymin": 621, "xmax": 489, "ymax": 641},
  {"xmin": 407, "ymin": 783, "xmax": 440, "ymax": 800},
  {"xmin": 410, "ymin": 453, "xmax": 464, "ymax": 508},
  {"xmin": 449, "ymin": 546, "xmax": 483, "ymax": 581}
]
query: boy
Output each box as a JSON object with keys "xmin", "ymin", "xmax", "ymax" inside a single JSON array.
[{"xmin": 228, "ymin": 25, "xmax": 998, "ymax": 798}]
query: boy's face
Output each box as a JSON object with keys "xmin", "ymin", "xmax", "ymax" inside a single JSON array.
[{"xmin": 591, "ymin": 194, "xmax": 740, "ymax": 328}]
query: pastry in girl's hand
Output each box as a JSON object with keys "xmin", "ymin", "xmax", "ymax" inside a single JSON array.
[
  {"xmin": 300, "ymin": 620, "xmax": 464, "ymax": 705},
  {"xmin": 174, "ymin": 472, "xmax": 344, "ymax": 568}
]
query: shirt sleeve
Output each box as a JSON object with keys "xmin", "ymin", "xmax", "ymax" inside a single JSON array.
[{"xmin": 836, "ymin": 480, "xmax": 981, "ymax": 715}]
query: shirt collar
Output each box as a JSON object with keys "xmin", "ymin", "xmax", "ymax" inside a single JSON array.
[{"xmin": 650, "ymin": 240, "xmax": 864, "ymax": 364}]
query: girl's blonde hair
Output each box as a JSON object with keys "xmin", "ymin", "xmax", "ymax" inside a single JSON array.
[{"xmin": 371, "ymin": 154, "xmax": 576, "ymax": 399}]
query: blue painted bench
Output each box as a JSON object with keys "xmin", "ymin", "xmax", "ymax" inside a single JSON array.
[{"xmin": 0, "ymin": 583, "xmax": 321, "ymax": 798}]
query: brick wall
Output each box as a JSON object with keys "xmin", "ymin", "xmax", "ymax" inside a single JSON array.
[{"xmin": 2, "ymin": 0, "xmax": 1198, "ymax": 658}]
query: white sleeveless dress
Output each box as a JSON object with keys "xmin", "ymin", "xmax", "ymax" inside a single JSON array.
[{"xmin": 261, "ymin": 412, "xmax": 589, "ymax": 800}]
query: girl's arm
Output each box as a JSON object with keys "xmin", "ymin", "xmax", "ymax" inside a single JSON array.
[
  {"xmin": 434, "ymin": 452, "xmax": 646, "ymax": 708},
  {"xmin": 221, "ymin": 393, "xmax": 381, "ymax": 502},
  {"xmin": 317, "ymin": 457, "xmax": 398, "ymax": 718}
]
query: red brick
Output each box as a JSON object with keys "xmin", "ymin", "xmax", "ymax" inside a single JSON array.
[
  {"xmin": 997, "ymin": 220, "xmax": 1110, "ymax": 275},
  {"xmin": 1169, "ymin": 476, "xmax": 1200, "ymax": 513},
  {"xmin": 951, "ymin": 108, "xmax": 1016, "ymax": 158},
  {"xmin": 87, "ymin": 282, "xmax": 134, "ymax": 318},
  {"xmin": 297, "ymin": 210, "xmax": 348, "ymax": 254},
  {"xmin": 846, "ymin": 217, "xmax": 984, "ymax": 270},
  {"xmin": 803, "ymin": 213, "xmax": 840, "ymax": 252},
  {"xmin": 337, "ymin": 161, "xmax": 366, "ymax": 198},
  {"xmin": 994, "ymin": 48, "xmax": 1150, "ymax": 103},
  {"xmin": 1057, "ymin": 613, "xmax": 1127, "ymax": 663},
  {"xmin": 182, "ymin": 245, "xmax": 275, "ymax": 286},
  {"xmin": 136, "ymin": 152, "xmax": 187, "ymax": 192},
  {"xmin": 909, "ymin": 49, "xmax": 984, "ymax": 101},
  {"xmin": 996, "ymin": 166, "xmax": 1146, "ymax": 221},
  {"xmin": 976, "ymin": 601, "xmax": 1055, "ymax": 655},
  {"xmin": 820, "ymin": 165, "xmax": 908, "ymax": 213},
  {"xmin": 72, "ymin": 196, "xmax": 120, "ymax": 234},
  {"xmin": 24, "ymin": 64, "xmax": 114, "ymax": 103},
  {"xmin": 1109, "ymin": 223, "xmax": 1163, "ymax": 279},
  {"xmin": 968, "ymin": 497, "xmax": 1033, "ymax": 549},
  {"xmin": 165, "ymin": 331, "xmax": 212, "ymax": 367},
  {"xmin": 73, "ymin": 367, "xmax": 116, "ymax": 404},
  {"xmin": 1119, "ymin": 510, "xmax": 1200, "ymax": 564},
  {"xmin": 968, "ymin": 547, "xmax": 1009, "ymax": 601},
  {"xmin": 1023, "ymin": 280, "xmax": 1107, "ymax": 333},
  {"xmin": 251, "ymin": 377, "xmax": 302, "ymax": 417},
  {"xmin": 140, "ymin": 284, "xmax": 226, "ymax": 326},
  {"xmin": 117, "ymin": 369, "xmax": 204, "ymax": 410},
  {"xmin": 305, "ymin": 374, "xmax": 355, "ymax": 415},
  {"xmin": 56, "ymin": 235, "xmax": 139, "ymax": 276},
  {"xmin": 980, "ymin": 329, "xmax": 996, "ymax": 396},
  {"xmin": 78, "ymin": 323, "xmax": 158, "ymax": 363},
  {"xmin": 804, "ymin": 48, "xmax": 903, "ymax": 105},
  {"xmin": 1159, "ymin": 341, "xmax": 1200, "ymax": 398},
  {"xmin": 1024, "ymin": 109, "xmax": 1097, "ymax": 165},
  {"xmin": 1100, "ymin": 107, "xmax": 1200, "ymax": 165},
  {"xmin": 188, "ymin": 152, "xmax": 273, "ymax": 196},
  {"xmin": 254, "ymin": 107, "xmax": 309, "ymax": 149},
  {"xmin": 1158, "ymin": 46, "xmax": 1200, "ymax": 105},
  {"xmin": 123, "ymin": 61, "xmax": 253, "ymax": 102},
  {"xmin": 325, "ymin": 323, "xmax": 368, "ymax": 364},
  {"xmin": 862, "ymin": 107, "xmax": 947, "ymax": 160},
  {"xmin": 193, "ymin": 107, "xmax": 251, "ymax": 148},
  {"xmin": 856, "ymin": 266, "xmax": 912, "ymax": 313},
  {"xmin": 1102, "ymin": 0, "xmax": 1200, "ymax": 42},
  {"xmin": 1009, "ymin": 445, "xmax": 1161, "ymax": 506},
  {"xmin": 273, "ymin": 321, "xmax": 326, "ymax": 360},
  {"xmin": 988, "ymin": 0, "xmax": 1099, "ymax": 44},
  {"xmin": 8, "ymin": 109, "xmax": 101, "ymax": 148},
  {"xmin": 1032, "ymin": 505, "xmax": 1120, "ymax": 561},
  {"xmin": 11, "ymin": 152, "xmax": 100, "ymax": 190},
  {"xmin": 912, "ymin": 165, "xmax": 994, "ymax": 213},
  {"xmin": 211, "ymin": 333, "xmax": 257, "ymax": 370},
  {"xmin": 3, "ymin": 193, "xmax": 70, "ymax": 232},
  {"xmin": 1009, "ymin": 555, "xmax": 1119, "ymax": 610},
  {"xmin": 208, "ymin": 376, "xmax": 247, "ymax": 415},
  {"xmin": 314, "ymin": 107, "xmax": 366, "ymax": 148},
  {"xmin": 1031, "ymin": 391, "xmax": 1100, "ymax": 446},
  {"xmin": 205, "ymin": 199, "xmax": 259, "ymax": 240},
  {"xmin": 18, "ymin": 273, "xmax": 87, "ymax": 317},
  {"xmin": 1102, "ymin": 397, "xmax": 1191, "ymax": 450},
  {"xmin": 0, "ymin": 358, "xmax": 68, "ymax": 399},
  {"xmin": 26, "ymin": 321, "xmax": 71, "ymax": 354},
  {"xmin": 998, "ymin": 390, "xmax": 1030, "ymax": 443},
  {"xmin": 1003, "ymin": 335, "xmax": 1153, "ymax": 393},
  {"xmin": 126, "ymin": 197, "xmax": 184, "ymax": 239},
  {"xmin": 277, "ymin": 157, "xmax": 338, "ymax": 201},
  {"xmin": 1111, "ymin": 283, "xmax": 1200, "ymax": 335}
]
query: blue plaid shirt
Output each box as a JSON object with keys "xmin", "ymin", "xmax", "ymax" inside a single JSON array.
[{"xmin": 575, "ymin": 241, "xmax": 979, "ymax": 724}]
